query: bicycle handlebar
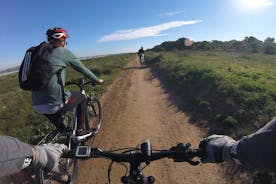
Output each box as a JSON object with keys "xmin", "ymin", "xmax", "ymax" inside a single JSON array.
[
  {"xmin": 63, "ymin": 141, "xmax": 204, "ymax": 166},
  {"xmin": 65, "ymin": 78, "xmax": 99, "ymax": 88},
  {"xmin": 62, "ymin": 140, "xmax": 205, "ymax": 183}
]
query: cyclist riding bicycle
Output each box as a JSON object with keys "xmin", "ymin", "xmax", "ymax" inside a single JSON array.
[
  {"xmin": 137, "ymin": 46, "xmax": 145, "ymax": 63},
  {"xmin": 31, "ymin": 27, "xmax": 104, "ymax": 140},
  {"xmin": 1, "ymin": 117, "xmax": 276, "ymax": 178}
]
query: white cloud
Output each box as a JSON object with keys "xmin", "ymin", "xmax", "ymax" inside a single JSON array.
[
  {"xmin": 158, "ymin": 10, "xmax": 185, "ymax": 17},
  {"xmin": 99, "ymin": 20, "xmax": 202, "ymax": 42}
]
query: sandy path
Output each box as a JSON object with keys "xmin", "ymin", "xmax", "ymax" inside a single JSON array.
[{"xmin": 77, "ymin": 57, "xmax": 230, "ymax": 184}]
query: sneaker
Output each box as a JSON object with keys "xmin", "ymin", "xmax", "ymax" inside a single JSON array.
[
  {"xmin": 76, "ymin": 129, "xmax": 92, "ymax": 141},
  {"xmin": 53, "ymin": 173, "xmax": 70, "ymax": 184}
]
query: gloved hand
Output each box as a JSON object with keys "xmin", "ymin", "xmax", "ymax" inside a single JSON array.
[
  {"xmin": 199, "ymin": 135, "xmax": 237, "ymax": 163},
  {"xmin": 32, "ymin": 143, "xmax": 68, "ymax": 173}
]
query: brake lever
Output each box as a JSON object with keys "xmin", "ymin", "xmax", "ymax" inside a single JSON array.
[
  {"xmin": 169, "ymin": 143, "xmax": 200, "ymax": 165},
  {"xmin": 198, "ymin": 139, "xmax": 208, "ymax": 162},
  {"xmin": 186, "ymin": 154, "xmax": 200, "ymax": 166}
]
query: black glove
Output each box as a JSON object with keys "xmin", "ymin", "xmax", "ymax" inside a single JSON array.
[{"xmin": 199, "ymin": 135, "xmax": 238, "ymax": 163}]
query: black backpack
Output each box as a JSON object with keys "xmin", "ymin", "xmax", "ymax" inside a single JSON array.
[{"xmin": 18, "ymin": 42, "xmax": 54, "ymax": 91}]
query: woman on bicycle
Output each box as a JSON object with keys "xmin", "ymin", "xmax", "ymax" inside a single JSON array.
[{"xmin": 32, "ymin": 27, "xmax": 103, "ymax": 140}]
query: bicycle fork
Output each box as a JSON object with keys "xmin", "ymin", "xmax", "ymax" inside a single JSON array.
[{"xmin": 121, "ymin": 163, "xmax": 155, "ymax": 184}]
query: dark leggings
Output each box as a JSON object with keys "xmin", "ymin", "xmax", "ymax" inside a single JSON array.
[{"xmin": 44, "ymin": 92, "xmax": 87, "ymax": 132}]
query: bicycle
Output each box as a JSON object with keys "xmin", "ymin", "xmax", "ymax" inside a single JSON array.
[
  {"xmin": 63, "ymin": 139, "xmax": 204, "ymax": 184},
  {"xmin": 34, "ymin": 78, "xmax": 102, "ymax": 184},
  {"xmin": 138, "ymin": 53, "xmax": 145, "ymax": 64}
]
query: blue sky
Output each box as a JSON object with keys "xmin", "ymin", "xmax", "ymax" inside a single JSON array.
[{"xmin": 1, "ymin": 0, "xmax": 276, "ymax": 70}]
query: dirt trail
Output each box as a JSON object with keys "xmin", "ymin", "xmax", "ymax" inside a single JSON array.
[{"xmin": 78, "ymin": 57, "xmax": 230, "ymax": 184}]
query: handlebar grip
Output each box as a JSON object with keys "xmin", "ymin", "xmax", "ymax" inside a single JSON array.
[
  {"xmin": 62, "ymin": 150, "xmax": 75, "ymax": 158},
  {"xmin": 65, "ymin": 81, "xmax": 74, "ymax": 85},
  {"xmin": 65, "ymin": 78, "xmax": 102, "ymax": 87},
  {"xmin": 168, "ymin": 143, "xmax": 203, "ymax": 165},
  {"xmin": 198, "ymin": 139, "xmax": 208, "ymax": 161}
]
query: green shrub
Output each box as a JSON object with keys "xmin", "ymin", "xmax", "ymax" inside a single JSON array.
[
  {"xmin": 198, "ymin": 100, "xmax": 211, "ymax": 112},
  {"xmin": 222, "ymin": 116, "xmax": 238, "ymax": 126},
  {"xmin": 215, "ymin": 114, "xmax": 225, "ymax": 122}
]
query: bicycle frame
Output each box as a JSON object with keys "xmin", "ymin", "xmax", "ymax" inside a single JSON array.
[
  {"xmin": 36, "ymin": 107, "xmax": 79, "ymax": 145},
  {"xmin": 67, "ymin": 79, "xmax": 101, "ymax": 141}
]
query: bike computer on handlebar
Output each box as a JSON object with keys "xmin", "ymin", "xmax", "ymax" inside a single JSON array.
[{"xmin": 75, "ymin": 146, "xmax": 91, "ymax": 157}]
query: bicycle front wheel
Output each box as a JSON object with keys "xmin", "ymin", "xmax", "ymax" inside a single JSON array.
[
  {"xmin": 38, "ymin": 132, "xmax": 79, "ymax": 184},
  {"xmin": 64, "ymin": 157, "xmax": 78, "ymax": 184},
  {"xmin": 38, "ymin": 155, "xmax": 78, "ymax": 184},
  {"xmin": 86, "ymin": 96, "xmax": 102, "ymax": 135}
]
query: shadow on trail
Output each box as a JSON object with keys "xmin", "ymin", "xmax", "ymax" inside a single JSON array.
[
  {"xmin": 124, "ymin": 65, "xmax": 149, "ymax": 71},
  {"xmin": 145, "ymin": 61, "xmax": 206, "ymax": 128}
]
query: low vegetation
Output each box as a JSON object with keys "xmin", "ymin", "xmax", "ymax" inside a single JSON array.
[
  {"xmin": 151, "ymin": 36, "xmax": 276, "ymax": 55},
  {"xmin": 148, "ymin": 51, "xmax": 276, "ymax": 136}
]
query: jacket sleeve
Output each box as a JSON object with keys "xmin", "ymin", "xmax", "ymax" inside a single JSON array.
[
  {"xmin": 63, "ymin": 49, "xmax": 100, "ymax": 82},
  {"xmin": 237, "ymin": 117, "xmax": 276, "ymax": 171},
  {"xmin": 0, "ymin": 136, "xmax": 33, "ymax": 177}
]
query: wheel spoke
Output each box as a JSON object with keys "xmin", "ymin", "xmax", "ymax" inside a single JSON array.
[{"xmin": 86, "ymin": 97, "xmax": 102, "ymax": 135}]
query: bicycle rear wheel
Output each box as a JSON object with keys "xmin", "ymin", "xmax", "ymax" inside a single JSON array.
[
  {"xmin": 139, "ymin": 54, "xmax": 144, "ymax": 64},
  {"xmin": 86, "ymin": 96, "xmax": 102, "ymax": 135}
]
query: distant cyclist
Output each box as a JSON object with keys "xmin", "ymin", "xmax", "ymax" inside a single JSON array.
[
  {"xmin": 200, "ymin": 117, "xmax": 276, "ymax": 172},
  {"xmin": 137, "ymin": 46, "xmax": 145, "ymax": 64},
  {"xmin": 32, "ymin": 27, "xmax": 104, "ymax": 140}
]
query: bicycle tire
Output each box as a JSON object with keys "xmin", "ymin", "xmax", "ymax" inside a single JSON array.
[
  {"xmin": 38, "ymin": 158, "xmax": 78, "ymax": 184},
  {"xmin": 139, "ymin": 57, "xmax": 142, "ymax": 64},
  {"xmin": 65, "ymin": 134, "xmax": 79, "ymax": 184},
  {"xmin": 139, "ymin": 54, "xmax": 145, "ymax": 64},
  {"xmin": 86, "ymin": 96, "xmax": 102, "ymax": 135}
]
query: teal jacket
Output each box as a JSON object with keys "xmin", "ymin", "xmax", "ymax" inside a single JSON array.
[{"xmin": 32, "ymin": 46, "xmax": 99, "ymax": 106}]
